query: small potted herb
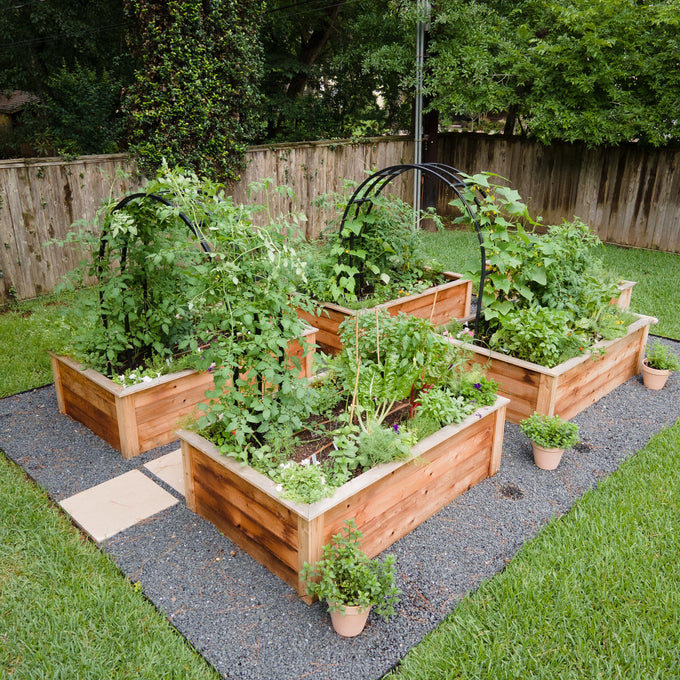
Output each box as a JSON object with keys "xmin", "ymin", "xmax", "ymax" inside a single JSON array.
[
  {"xmin": 300, "ymin": 519, "xmax": 400, "ymax": 638},
  {"xmin": 519, "ymin": 412, "xmax": 580, "ymax": 470},
  {"xmin": 642, "ymin": 342, "xmax": 679, "ymax": 390}
]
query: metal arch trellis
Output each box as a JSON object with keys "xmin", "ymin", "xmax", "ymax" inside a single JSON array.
[
  {"xmin": 97, "ymin": 191, "xmax": 213, "ymax": 371},
  {"xmin": 338, "ymin": 163, "xmax": 486, "ymax": 340}
]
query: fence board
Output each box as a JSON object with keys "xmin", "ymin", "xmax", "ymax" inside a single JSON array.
[
  {"xmin": 0, "ymin": 154, "xmax": 141, "ymax": 303},
  {"xmin": 2, "ymin": 133, "xmax": 680, "ymax": 304}
]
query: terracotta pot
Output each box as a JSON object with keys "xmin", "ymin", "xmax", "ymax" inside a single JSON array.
[
  {"xmin": 531, "ymin": 443, "xmax": 565, "ymax": 470},
  {"xmin": 641, "ymin": 361, "xmax": 670, "ymax": 390},
  {"xmin": 328, "ymin": 602, "xmax": 371, "ymax": 638}
]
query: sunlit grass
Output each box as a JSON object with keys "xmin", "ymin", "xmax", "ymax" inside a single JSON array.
[{"xmin": 388, "ymin": 419, "xmax": 680, "ymax": 679}]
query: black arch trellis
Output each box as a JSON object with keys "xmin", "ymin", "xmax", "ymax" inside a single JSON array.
[
  {"xmin": 338, "ymin": 163, "xmax": 486, "ymax": 340},
  {"xmin": 98, "ymin": 192, "xmax": 213, "ymax": 371}
]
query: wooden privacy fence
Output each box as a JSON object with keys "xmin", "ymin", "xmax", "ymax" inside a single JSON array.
[
  {"xmin": 0, "ymin": 154, "xmax": 141, "ymax": 304},
  {"xmin": 2, "ymin": 134, "xmax": 680, "ymax": 304},
  {"xmin": 231, "ymin": 136, "xmax": 414, "ymax": 239},
  {"xmin": 436, "ymin": 132, "xmax": 680, "ymax": 252}
]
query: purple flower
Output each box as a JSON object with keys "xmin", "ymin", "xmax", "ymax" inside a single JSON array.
[
  {"xmin": 392, "ymin": 423, "xmax": 400, "ymax": 433},
  {"xmin": 473, "ymin": 382, "xmax": 482, "ymax": 390}
]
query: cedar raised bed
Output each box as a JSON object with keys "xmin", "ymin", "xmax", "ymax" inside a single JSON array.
[
  {"xmin": 296, "ymin": 271, "xmax": 472, "ymax": 353},
  {"xmin": 450, "ymin": 313, "xmax": 656, "ymax": 425},
  {"xmin": 50, "ymin": 328, "xmax": 317, "ymax": 459},
  {"xmin": 178, "ymin": 396, "xmax": 509, "ymax": 602}
]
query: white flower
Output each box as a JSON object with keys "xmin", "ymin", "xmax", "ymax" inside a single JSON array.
[{"xmin": 141, "ymin": 375, "xmax": 153, "ymax": 383}]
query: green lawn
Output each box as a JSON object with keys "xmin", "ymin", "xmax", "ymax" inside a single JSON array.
[
  {"xmin": 388, "ymin": 419, "xmax": 680, "ymax": 679},
  {"xmin": 0, "ymin": 455, "xmax": 222, "ymax": 680},
  {"xmin": 1, "ymin": 240, "xmax": 679, "ymax": 678}
]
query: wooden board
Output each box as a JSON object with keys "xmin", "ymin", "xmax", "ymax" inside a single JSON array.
[
  {"xmin": 451, "ymin": 314, "xmax": 656, "ymax": 424},
  {"xmin": 179, "ymin": 396, "xmax": 509, "ymax": 602},
  {"xmin": 50, "ymin": 328, "xmax": 317, "ymax": 459},
  {"xmin": 296, "ymin": 273, "xmax": 472, "ymax": 353}
]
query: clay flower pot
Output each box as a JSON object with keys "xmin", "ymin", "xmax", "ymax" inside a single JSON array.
[
  {"xmin": 641, "ymin": 361, "xmax": 671, "ymax": 390},
  {"xmin": 531, "ymin": 443, "xmax": 565, "ymax": 470},
  {"xmin": 328, "ymin": 603, "xmax": 372, "ymax": 638}
]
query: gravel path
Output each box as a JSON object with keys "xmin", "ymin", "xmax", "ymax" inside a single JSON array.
[{"xmin": 1, "ymin": 335, "xmax": 679, "ymax": 680}]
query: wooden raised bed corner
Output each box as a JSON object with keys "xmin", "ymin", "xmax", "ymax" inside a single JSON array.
[
  {"xmin": 296, "ymin": 271, "xmax": 472, "ymax": 353},
  {"xmin": 450, "ymin": 313, "xmax": 656, "ymax": 424},
  {"xmin": 50, "ymin": 328, "xmax": 317, "ymax": 459},
  {"xmin": 179, "ymin": 396, "xmax": 509, "ymax": 602}
]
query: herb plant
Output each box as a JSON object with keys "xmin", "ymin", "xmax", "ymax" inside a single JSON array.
[
  {"xmin": 300, "ymin": 519, "xmax": 400, "ymax": 617},
  {"xmin": 520, "ymin": 413, "xmax": 580, "ymax": 450},
  {"xmin": 645, "ymin": 342, "xmax": 680, "ymax": 371}
]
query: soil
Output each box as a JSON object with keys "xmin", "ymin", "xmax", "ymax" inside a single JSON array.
[{"xmin": 290, "ymin": 400, "xmax": 413, "ymax": 465}]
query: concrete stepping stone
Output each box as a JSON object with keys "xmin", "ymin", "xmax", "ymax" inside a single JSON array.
[{"xmin": 59, "ymin": 469, "xmax": 179, "ymax": 542}]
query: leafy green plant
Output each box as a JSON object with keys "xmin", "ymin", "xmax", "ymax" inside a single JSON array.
[
  {"xmin": 299, "ymin": 187, "xmax": 444, "ymax": 307},
  {"xmin": 451, "ymin": 172, "xmax": 636, "ymax": 365},
  {"xmin": 300, "ymin": 519, "xmax": 400, "ymax": 617},
  {"xmin": 272, "ymin": 460, "xmax": 333, "ymax": 505},
  {"xmin": 520, "ymin": 413, "xmax": 580, "ymax": 450},
  {"xmin": 645, "ymin": 342, "xmax": 680, "ymax": 371}
]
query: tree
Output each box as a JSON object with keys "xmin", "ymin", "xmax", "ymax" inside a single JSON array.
[
  {"xmin": 0, "ymin": 0, "xmax": 129, "ymax": 157},
  {"xmin": 123, "ymin": 0, "xmax": 264, "ymax": 181},
  {"xmin": 258, "ymin": 0, "xmax": 413, "ymax": 142},
  {"xmin": 427, "ymin": 0, "xmax": 680, "ymax": 146}
]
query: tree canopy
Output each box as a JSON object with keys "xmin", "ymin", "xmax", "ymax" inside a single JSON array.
[
  {"xmin": 1, "ymin": 0, "xmax": 679, "ymax": 166},
  {"xmin": 428, "ymin": 0, "xmax": 680, "ymax": 146}
]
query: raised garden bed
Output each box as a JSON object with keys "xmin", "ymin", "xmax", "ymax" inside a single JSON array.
[
  {"xmin": 296, "ymin": 271, "xmax": 472, "ymax": 352},
  {"xmin": 50, "ymin": 329, "xmax": 317, "ymax": 459},
  {"xmin": 178, "ymin": 395, "xmax": 508, "ymax": 602},
  {"xmin": 450, "ymin": 313, "xmax": 656, "ymax": 424}
]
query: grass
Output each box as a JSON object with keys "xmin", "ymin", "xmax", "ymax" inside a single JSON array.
[
  {"xmin": 387, "ymin": 419, "xmax": 680, "ymax": 679},
  {"xmin": 421, "ymin": 229, "xmax": 680, "ymax": 340},
  {"xmin": 0, "ymin": 290, "xmax": 79, "ymax": 398},
  {"xmin": 0, "ymin": 454, "xmax": 221, "ymax": 679}
]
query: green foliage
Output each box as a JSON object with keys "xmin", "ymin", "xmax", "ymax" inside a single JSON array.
[
  {"xmin": 453, "ymin": 172, "xmax": 635, "ymax": 366},
  {"xmin": 428, "ymin": 0, "xmax": 680, "ymax": 147},
  {"xmin": 338, "ymin": 311, "xmax": 435, "ymax": 430},
  {"xmin": 0, "ymin": 0, "xmax": 129, "ymax": 159},
  {"xmin": 272, "ymin": 460, "xmax": 334, "ymax": 505},
  {"xmin": 299, "ymin": 187, "xmax": 443, "ymax": 306},
  {"xmin": 356, "ymin": 421, "xmax": 414, "ymax": 469},
  {"xmin": 19, "ymin": 61, "xmax": 124, "ymax": 157},
  {"xmin": 300, "ymin": 519, "xmax": 400, "ymax": 617},
  {"xmin": 259, "ymin": 0, "xmax": 411, "ymax": 142},
  {"xmin": 645, "ymin": 342, "xmax": 680, "ymax": 371},
  {"xmin": 56, "ymin": 166, "xmax": 219, "ymax": 374},
  {"xmin": 520, "ymin": 412, "xmax": 580, "ymax": 450},
  {"xmin": 123, "ymin": 0, "xmax": 264, "ymax": 181}
]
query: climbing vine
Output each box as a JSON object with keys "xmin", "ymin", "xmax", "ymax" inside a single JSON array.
[{"xmin": 123, "ymin": 0, "xmax": 264, "ymax": 181}]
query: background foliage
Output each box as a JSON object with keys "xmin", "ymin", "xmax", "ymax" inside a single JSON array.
[
  {"xmin": 122, "ymin": 0, "xmax": 264, "ymax": 180},
  {"xmin": 428, "ymin": 0, "xmax": 680, "ymax": 146}
]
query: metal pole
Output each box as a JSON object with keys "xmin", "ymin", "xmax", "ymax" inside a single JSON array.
[{"xmin": 413, "ymin": 1, "xmax": 425, "ymax": 222}]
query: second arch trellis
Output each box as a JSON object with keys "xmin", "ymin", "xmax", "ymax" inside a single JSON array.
[{"xmin": 338, "ymin": 163, "xmax": 485, "ymax": 338}]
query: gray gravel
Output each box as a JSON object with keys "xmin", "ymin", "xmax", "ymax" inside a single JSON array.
[{"xmin": 1, "ymin": 335, "xmax": 679, "ymax": 680}]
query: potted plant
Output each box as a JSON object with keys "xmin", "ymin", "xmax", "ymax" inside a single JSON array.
[
  {"xmin": 446, "ymin": 172, "xmax": 655, "ymax": 423},
  {"xmin": 294, "ymin": 187, "xmax": 472, "ymax": 352},
  {"xmin": 50, "ymin": 167, "xmax": 316, "ymax": 457},
  {"xmin": 520, "ymin": 412, "xmax": 580, "ymax": 470},
  {"xmin": 178, "ymin": 310, "xmax": 509, "ymax": 599},
  {"xmin": 641, "ymin": 341, "xmax": 679, "ymax": 390},
  {"xmin": 300, "ymin": 519, "xmax": 400, "ymax": 637}
]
